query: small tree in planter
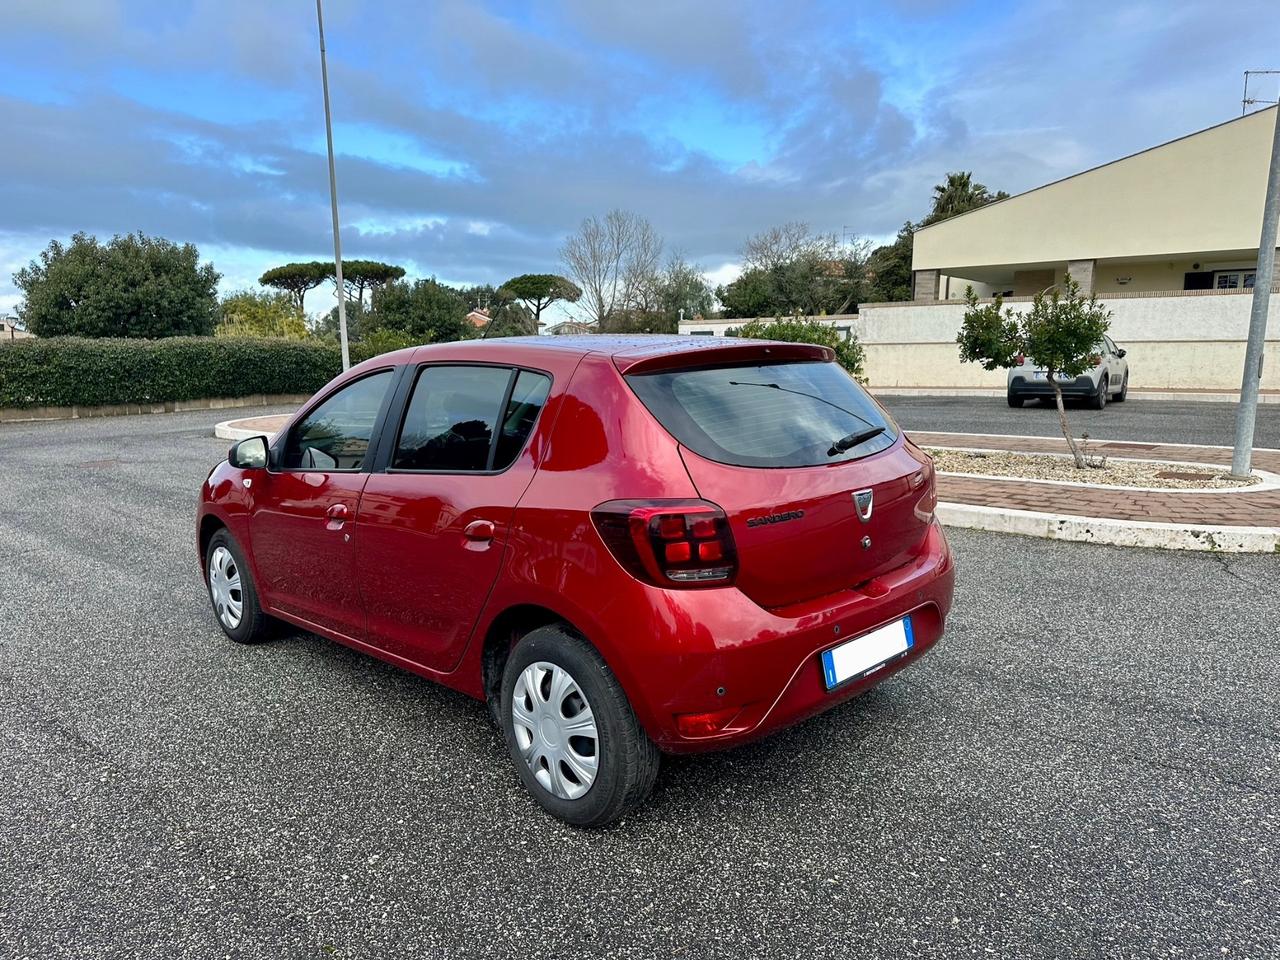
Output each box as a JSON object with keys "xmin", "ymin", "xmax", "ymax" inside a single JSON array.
[{"xmin": 957, "ymin": 279, "xmax": 1112, "ymax": 468}]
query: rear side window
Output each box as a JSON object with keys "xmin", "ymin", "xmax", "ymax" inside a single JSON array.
[
  {"xmin": 627, "ymin": 361, "xmax": 897, "ymax": 468},
  {"xmin": 393, "ymin": 365, "xmax": 550, "ymax": 472},
  {"xmin": 493, "ymin": 370, "xmax": 552, "ymax": 470}
]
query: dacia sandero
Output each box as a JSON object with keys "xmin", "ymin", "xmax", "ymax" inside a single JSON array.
[{"xmin": 198, "ymin": 336, "xmax": 955, "ymax": 826}]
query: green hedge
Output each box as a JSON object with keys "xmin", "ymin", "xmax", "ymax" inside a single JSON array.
[{"xmin": 0, "ymin": 336, "xmax": 388, "ymax": 409}]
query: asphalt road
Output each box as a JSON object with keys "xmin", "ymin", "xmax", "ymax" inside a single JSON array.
[
  {"xmin": 882, "ymin": 395, "xmax": 1280, "ymax": 449},
  {"xmin": 1, "ymin": 409, "xmax": 1277, "ymax": 960}
]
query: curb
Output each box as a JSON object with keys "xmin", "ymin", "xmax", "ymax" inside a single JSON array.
[
  {"xmin": 215, "ymin": 419, "xmax": 285, "ymax": 442},
  {"xmin": 1, "ymin": 393, "xmax": 310, "ymax": 424},
  {"xmin": 936, "ymin": 502, "xmax": 1280, "ymax": 553}
]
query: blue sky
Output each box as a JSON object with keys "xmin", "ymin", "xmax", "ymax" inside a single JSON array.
[{"xmin": 2, "ymin": 0, "xmax": 1279, "ymax": 319}]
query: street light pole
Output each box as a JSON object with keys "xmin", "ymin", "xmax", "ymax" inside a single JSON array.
[
  {"xmin": 1230, "ymin": 104, "xmax": 1280, "ymax": 477},
  {"xmin": 315, "ymin": 0, "xmax": 350, "ymax": 371}
]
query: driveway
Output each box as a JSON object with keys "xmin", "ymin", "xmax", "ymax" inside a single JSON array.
[{"xmin": 1, "ymin": 409, "xmax": 1276, "ymax": 959}]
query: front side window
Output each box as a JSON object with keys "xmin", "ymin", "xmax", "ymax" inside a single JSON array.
[
  {"xmin": 282, "ymin": 370, "xmax": 393, "ymax": 470},
  {"xmin": 393, "ymin": 365, "xmax": 551, "ymax": 473}
]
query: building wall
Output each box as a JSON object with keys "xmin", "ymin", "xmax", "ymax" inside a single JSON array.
[
  {"xmin": 855, "ymin": 291, "xmax": 1280, "ymax": 391},
  {"xmin": 913, "ymin": 106, "xmax": 1278, "ymax": 272}
]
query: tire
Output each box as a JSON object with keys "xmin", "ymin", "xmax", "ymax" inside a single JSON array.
[
  {"xmin": 205, "ymin": 529, "xmax": 273, "ymax": 644},
  {"xmin": 500, "ymin": 625, "xmax": 659, "ymax": 828},
  {"xmin": 1114, "ymin": 371, "xmax": 1129, "ymax": 402},
  {"xmin": 1091, "ymin": 375, "xmax": 1108, "ymax": 410},
  {"xmin": 1006, "ymin": 392, "xmax": 1024, "ymax": 408}
]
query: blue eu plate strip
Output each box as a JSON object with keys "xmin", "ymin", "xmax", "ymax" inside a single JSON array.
[
  {"xmin": 903, "ymin": 615, "xmax": 915, "ymax": 648},
  {"xmin": 821, "ymin": 650, "xmax": 837, "ymax": 689}
]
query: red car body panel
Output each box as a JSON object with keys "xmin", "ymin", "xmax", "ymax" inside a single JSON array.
[{"xmin": 198, "ymin": 336, "xmax": 955, "ymax": 753}]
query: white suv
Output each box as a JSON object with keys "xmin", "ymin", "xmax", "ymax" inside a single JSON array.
[{"xmin": 1007, "ymin": 335, "xmax": 1129, "ymax": 409}]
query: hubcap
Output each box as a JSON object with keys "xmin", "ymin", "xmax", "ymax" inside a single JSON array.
[
  {"xmin": 208, "ymin": 545, "xmax": 243, "ymax": 630},
  {"xmin": 511, "ymin": 661, "xmax": 599, "ymax": 800}
]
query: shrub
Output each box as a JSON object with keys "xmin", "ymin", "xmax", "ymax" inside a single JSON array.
[
  {"xmin": 14, "ymin": 232, "xmax": 220, "ymax": 338},
  {"xmin": 0, "ymin": 336, "xmax": 349, "ymax": 409},
  {"xmin": 366, "ymin": 278, "xmax": 471, "ymax": 343},
  {"xmin": 957, "ymin": 279, "xmax": 1111, "ymax": 468},
  {"xmin": 217, "ymin": 290, "xmax": 308, "ymax": 339},
  {"xmin": 729, "ymin": 317, "xmax": 865, "ymax": 380}
]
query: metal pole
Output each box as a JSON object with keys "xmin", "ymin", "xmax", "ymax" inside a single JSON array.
[
  {"xmin": 1231, "ymin": 105, "xmax": 1280, "ymax": 477},
  {"xmin": 316, "ymin": 0, "xmax": 349, "ymax": 371}
]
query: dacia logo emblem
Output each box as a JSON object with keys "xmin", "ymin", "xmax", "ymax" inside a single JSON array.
[{"xmin": 853, "ymin": 489, "xmax": 874, "ymax": 522}]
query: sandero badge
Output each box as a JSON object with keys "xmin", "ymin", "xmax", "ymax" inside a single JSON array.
[{"xmin": 746, "ymin": 509, "xmax": 805, "ymax": 528}]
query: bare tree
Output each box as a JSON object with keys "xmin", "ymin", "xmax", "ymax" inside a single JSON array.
[
  {"xmin": 725, "ymin": 222, "xmax": 871, "ymax": 317},
  {"xmin": 560, "ymin": 209, "xmax": 663, "ymax": 326},
  {"xmin": 741, "ymin": 221, "xmax": 826, "ymax": 271}
]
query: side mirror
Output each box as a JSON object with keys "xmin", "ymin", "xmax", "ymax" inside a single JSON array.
[
  {"xmin": 1116, "ymin": 348, "xmax": 1127, "ymax": 358},
  {"xmin": 228, "ymin": 435, "xmax": 269, "ymax": 469}
]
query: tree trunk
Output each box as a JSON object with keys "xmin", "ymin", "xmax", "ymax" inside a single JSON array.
[{"xmin": 1049, "ymin": 373, "xmax": 1086, "ymax": 468}]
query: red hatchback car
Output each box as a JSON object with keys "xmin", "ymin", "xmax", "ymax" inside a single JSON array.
[{"xmin": 198, "ymin": 336, "xmax": 954, "ymax": 826}]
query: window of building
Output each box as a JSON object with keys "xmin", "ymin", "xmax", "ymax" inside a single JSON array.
[{"xmin": 1214, "ymin": 270, "xmax": 1256, "ymax": 290}]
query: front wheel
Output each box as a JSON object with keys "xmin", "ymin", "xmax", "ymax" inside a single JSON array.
[
  {"xmin": 205, "ymin": 530, "xmax": 272, "ymax": 644},
  {"xmin": 500, "ymin": 625, "xmax": 659, "ymax": 827},
  {"xmin": 1114, "ymin": 371, "xmax": 1129, "ymax": 402}
]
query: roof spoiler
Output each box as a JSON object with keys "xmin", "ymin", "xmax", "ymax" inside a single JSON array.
[{"xmin": 614, "ymin": 340, "xmax": 833, "ymax": 375}]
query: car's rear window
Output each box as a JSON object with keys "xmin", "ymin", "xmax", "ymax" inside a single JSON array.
[{"xmin": 626, "ymin": 360, "xmax": 897, "ymax": 468}]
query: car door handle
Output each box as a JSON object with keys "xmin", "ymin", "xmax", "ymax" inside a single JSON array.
[
  {"xmin": 326, "ymin": 503, "xmax": 349, "ymax": 529},
  {"xmin": 463, "ymin": 519, "xmax": 495, "ymax": 542}
]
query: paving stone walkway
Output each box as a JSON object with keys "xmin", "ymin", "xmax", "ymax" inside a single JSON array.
[{"xmin": 914, "ymin": 431, "xmax": 1280, "ymax": 528}]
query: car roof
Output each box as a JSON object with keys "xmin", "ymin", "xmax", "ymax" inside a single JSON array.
[{"xmin": 345, "ymin": 334, "xmax": 831, "ymax": 379}]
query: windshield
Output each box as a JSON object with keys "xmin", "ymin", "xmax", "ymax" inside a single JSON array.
[{"xmin": 627, "ymin": 360, "xmax": 898, "ymax": 468}]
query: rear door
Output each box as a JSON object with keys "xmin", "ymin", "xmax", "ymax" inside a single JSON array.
[
  {"xmin": 355, "ymin": 363, "xmax": 554, "ymax": 671},
  {"xmin": 626, "ymin": 358, "xmax": 934, "ymax": 609}
]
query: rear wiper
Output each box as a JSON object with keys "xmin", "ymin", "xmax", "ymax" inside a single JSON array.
[
  {"xmin": 827, "ymin": 426, "xmax": 885, "ymax": 457},
  {"xmin": 728, "ymin": 380, "xmax": 878, "ymax": 429}
]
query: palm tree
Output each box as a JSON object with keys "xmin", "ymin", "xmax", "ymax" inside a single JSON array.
[{"xmin": 923, "ymin": 172, "xmax": 1009, "ymax": 225}]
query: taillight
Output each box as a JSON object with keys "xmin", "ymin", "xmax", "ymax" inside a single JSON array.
[
  {"xmin": 1088, "ymin": 354, "xmax": 1102, "ymax": 366},
  {"xmin": 913, "ymin": 460, "xmax": 937, "ymax": 522},
  {"xmin": 591, "ymin": 499, "xmax": 738, "ymax": 588},
  {"xmin": 1015, "ymin": 353, "xmax": 1025, "ymax": 366}
]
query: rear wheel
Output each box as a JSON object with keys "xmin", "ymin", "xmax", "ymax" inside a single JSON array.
[
  {"xmin": 1006, "ymin": 391, "xmax": 1024, "ymax": 408},
  {"xmin": 1091, "ymin": 375, "xmax": 1108, "ymax": 410},
  {"xmin": 500, "ymin": 625, "xmax": 659, "ymax": 827},
  {"xmin": 205, "ymin": 530, "xmax": 272, "ymax": 644}
]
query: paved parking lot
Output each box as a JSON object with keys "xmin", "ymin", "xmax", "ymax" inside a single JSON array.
[
  {"xmin": 884, "ymin": 395, "xmax": 1280, "ymax": 449},
  {"xmin": 2, "ymin": 409, "xmax": 1277, "ymax": 959}
]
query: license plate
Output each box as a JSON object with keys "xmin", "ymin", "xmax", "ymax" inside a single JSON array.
[
  {"xmin": 820, "ymin": 616, "xmax": 914, "ymax": 691},
  {"xmin": 1033, "ymin": 371, "xmax": 1071, "ymax": 381}
]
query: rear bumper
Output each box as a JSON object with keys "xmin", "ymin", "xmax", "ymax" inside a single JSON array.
[
  {"xmin": 632, "ymin": 520, "xmax": 956, "ymax": 753},
  {"xmin": 1008, "ymin": 373, "xmax": 1099, "ymax": 397}
]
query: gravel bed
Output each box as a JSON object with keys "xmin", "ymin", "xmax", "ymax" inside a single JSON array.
[{"xmin": 927, "ymin": 447, "xmax": 1260, "ymax": 489}]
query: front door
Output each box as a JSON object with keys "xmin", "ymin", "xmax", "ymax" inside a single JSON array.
[
  {"xmin": 356, "ymin": 363, "xmax": 553, "ymax": 671},
  {"xmin": 250, "ymin": 369, "xmax": 396, "ymax": 641}
]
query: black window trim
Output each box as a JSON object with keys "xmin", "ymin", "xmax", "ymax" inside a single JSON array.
[
  {"xmin": 380, "ymin": 360, "xmax": 554, "ymax": 477},
  {"xmin": 270, "ymin": 365, "xmax": 405, "ymax": 475}
]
